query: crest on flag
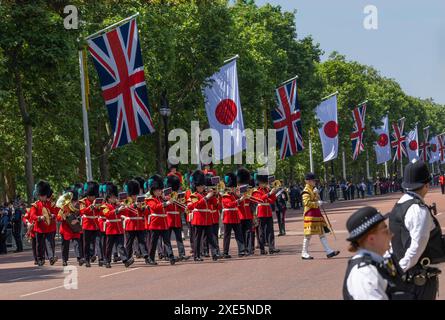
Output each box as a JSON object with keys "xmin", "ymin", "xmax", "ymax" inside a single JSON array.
[
  {"xmin": 391, "ymin": 118, "xmax": 407, "ymax": 162},
  {"xmin": 350, "ymin": 102, "xmax": 366, "ymax": 160},
  {"xmin": 419, "ymin": 126, "xmax": 430, "ymax": 162},
  {"xmin": 87, "ymin": 18, "xmax": 155, "ymax": 149},
  {"xmin": 272, "ymin": 79, "xmax": 303, "ymax": 159}
]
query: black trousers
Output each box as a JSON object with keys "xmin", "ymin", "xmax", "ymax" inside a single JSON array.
[
  {"xmin": 96, "ymin": 232, "xmax": 106, "ymax": 261},
  {"xmin": 12, "ymin": 222, "xmax": 23, "ymax": 251},
  {"xmin": 0, "ymin": 231, "xmax": 7, "ymax": 254},
  {"xmin": 125, "ymin": 230, "xmax": 148, "ymax": 259},
  {"xmin": 36, "ymin": 233, "xmax": 46, "ymax": 261},
  {"xmin": 202, "ymin": 223, "xmax": 220, "ymax": 255},
  {"xmin": 275, "ymin": 210, "xmax": 286, "ymax": 234},
  {"xmin": 441, "ymin": 184, "xmax": 445, "ymax": 194},
  {"xmin": 223, "ymin": 223, "xmax": 245, "ymax": 255},
  {"xmin": 37, "ymin": 232, "xmax": 56, "ymax": 260},
  {"xmin": 329, "ymin": 191, "xmax": 336, "ymax": 203},
  {"xmin": 258, "ymin": 217, "xmax": 275, "ymax": 251},
  {"xmin": 148, "ymin": 229, "xmax": 173, "ymax": 260},
  {"xmin": 105, "ymin": 234, "xmax": 129, "ymax": 263},
  {"xmin": 31, "ymin": 237, "xmax": 37, "ymax": 261},
  {"xmin": 240, "ymin": 219, "xmax": 253, "ymax": 254},
  {"xmin": 83, "ymin": 230, "xmax": 98, "ymax": 261},
  {"xmin": 169, "ymin": 227, "xmax": 186, "ymax": 257},
  {"xmin": 192, "ymin": 225, "xmax": 217, "ymax": 258},
  {"xmin": 61, "ymin": 236, "xmax": 83, "ymax": 262}
]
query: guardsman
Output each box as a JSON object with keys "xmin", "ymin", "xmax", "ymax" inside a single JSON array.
[
  {"xmin": 145, "ymin": 174, "xmax": 176, "ymax": 265},
  {"xmin": 251, "ymin": 174, "xmax": 280, "ymax": 255},
  {"xmin": 79, "ymin": 181, "xmax": 101, "ymax": 267},
  {"xmin": 132, "ymin": 176, "xmax": 146, "ymax": 258},
  {"xmin": 100, "ymin": 183, "xmax": 134, "ymax": 268},
  {"xmin": 221, "ymin": 172, "xmax": 245, "ymax": 258},
  {"xmin": 165, "ymin": 175, "xmax": 189, "ymax": 260},
  {"xmin": 201, "ymin": 174, "xmax": 221, "ymax": 258},
  {"xmin": 57, "ymin": 189, "xmax": 84, "ymax": 266},
  {"xmin": 29, "ymin": 181, "xmax": 59, "ymax": 266},
  {"xmin": 301, "ymin": 172, "xmax": 339, "ymax": 260},
  {"xmin": 96, "ymin": 183, "xmax": 109, "ymax": 267},
  {"xmin": 121, "ymin": 179, "xmax": 149, "ymax": 262},
  {"xmin": 187, "ymin": 170, "xmax": 219, "ymax": 262},
  {"xmin": 23, "ymin": 208, "xmax": 37, "ymax": 264},
  {"xmin": 389, "ymin": 161, "xmax": 445, "ymax": 300},
  {"xmin": 236, "ymin": 168, "xmax": 254, "ymax": 255},
  {"xmin": 343, "ymin": 206, "xmax": 413, "ymax": 300}
]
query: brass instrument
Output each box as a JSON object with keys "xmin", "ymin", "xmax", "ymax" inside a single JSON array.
[
  {"xmin": 271, "ymin": 180, "xmax": 285, "ymax": 196},
  {"xmin": 42, "ymin": 207, "xmax": 51, "ymax": 225},
  {"xmin": 170, "ymin": 191, "xmax": 187, "ymax": 209},
  {"xmin": 56, "ymin": 192, "xmax": 82, "ymax": 233},
  {"xmin": 207, "ymin": 181, "xmax": 226, "ymax": 194}
]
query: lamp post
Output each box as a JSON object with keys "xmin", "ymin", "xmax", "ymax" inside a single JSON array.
[{"xmin": 159, "ymin": 91, "xmax": 171, "ymax": 173}]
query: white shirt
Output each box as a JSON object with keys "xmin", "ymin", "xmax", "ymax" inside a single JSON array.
[
  {"xmin": 346, "ymin": 249, "xmax": 388, "ymax": 300},
  {"xmin": 397, "ymin": 192, "xmax": 434, "ymax": 272}
]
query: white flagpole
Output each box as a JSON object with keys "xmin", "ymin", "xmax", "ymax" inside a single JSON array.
[
  {"xmin": 322, "ymin": 91, "xmax": 339, "ymax": 101},
  {"xmin": 400, "ymin": 158, "xmax": 403, "ymax": 178},
  {"xmin": 79, "ymin": 48, "xmax": 93, "ymax": 181},
  {"xmin": 384, "ymin": 161, "xmax": 388, "ymax": 178},
  {"xmin": 366, "ymin": 151, "xmax": 371, "ymax": 179},
  {"xmin": 342, "ymin": 148, "xmax": 346, "ymax": 179},
  {"xmin": 309, "ymin": 136, "xmax": 314, "ymax": 173},
  {"xmin": 85, "ymin": 12, "xmax": 140, "ymax": 40}
]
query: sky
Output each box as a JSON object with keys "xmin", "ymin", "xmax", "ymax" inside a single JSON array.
[{"xmin": 253, "ymin": 0, "xmax": 445, "ymax": 104}]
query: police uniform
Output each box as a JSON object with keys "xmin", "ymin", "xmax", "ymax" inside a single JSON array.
[
  {"xmin": 301, "ymin": 173, "xmax": 339, "ymax": 260},
  {"xmin": 389, "ymin": 161, "xmax": 445, "ymax": 300},
  {"xmin": 343, "ymin": 206, "xmax": 413, "ymax": 300}
]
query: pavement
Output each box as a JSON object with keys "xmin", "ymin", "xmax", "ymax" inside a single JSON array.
[{"xmin": 2, "ymin": 187, "xmax": 445, "ymax": 300}]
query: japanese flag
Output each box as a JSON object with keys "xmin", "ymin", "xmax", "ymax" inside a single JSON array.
[
  {"xmin": 429, "ymin": 136, "xmax": 440, "ymax": 163},
  {"xmin": 406, "ymin": 127, "xmax": 419, "ymax": 162},
  {"xmin": 203, "ymin": 59, "xmax": 246, "ymax": 161},
  {"xmin": 373, "ymin": 116, "xmax": 391, "ymax": 164},
  {"xmin": 315, "ymin": 95, "xmax": 338, "ymax": 162}
]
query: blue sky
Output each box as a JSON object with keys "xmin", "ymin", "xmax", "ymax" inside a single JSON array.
[{"xmin": 253, "ymin": 0, "xmax": 445, "ymax": 104}]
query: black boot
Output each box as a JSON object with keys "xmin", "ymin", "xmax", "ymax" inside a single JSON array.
[{"xmin": 124, "ymin": 257, "xmax": 135, "ymax": 268}]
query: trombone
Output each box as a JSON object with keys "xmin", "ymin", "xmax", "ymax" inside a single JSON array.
[{"xmin": 170, "ymin": 191, "xmax": 187, "ymax": 209}]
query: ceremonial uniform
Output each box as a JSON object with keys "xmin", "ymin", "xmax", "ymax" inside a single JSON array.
[
  {"xmin": 23, "ymin": 209, "xmax": 37, "ymax": 264},
  {"xmin": 300, "ymin": 174, "xmax": 339, "ymax": 259},
  {"xmin": 389, "ymin": 161, "xmax": 445, "ymax": 300},
  {"xmin": 251, "ymin": 184, "xmax": 277, "ymax": 254},
  {"xmin": 221, "ymin": 191, "xmax": 245, "ymax": 257}
]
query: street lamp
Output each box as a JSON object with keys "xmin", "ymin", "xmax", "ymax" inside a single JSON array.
[{"xmin": 159, "ymin": 91, "xmax": 171, "ymax": 173}]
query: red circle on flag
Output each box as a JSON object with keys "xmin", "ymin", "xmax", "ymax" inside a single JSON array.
[
  {"xmin": 377, "ymin": 133, "xmax": 388, "ymax": 147},
  {"xmin": 323, "ymin": 121, "xmax": 338, "ymax": 138},
  {"xmin": 409, "ymin": 140, "xmax": 418, "ymax": 151},
  {"xmin": 215, "ymin": 99, "xmax": 237, "ymax": 125},
  {"xmin": 431, "ymin": 144, "xmax": 437, "ymax": 152}
]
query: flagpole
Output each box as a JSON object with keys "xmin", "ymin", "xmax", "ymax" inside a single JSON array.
[
  {"xmin": 278, "ymin": 75, "xmax": 298, "ymax": 88},
  {"xmin": 366, "ymin": 151, "xmax": 371, "ymax": 180},
  {"xmin": 223, "ymin": 54, "xmax": 239, "ymax": 64},
  {"xmin": 85, "ymin": 12, "xmax": 140, "ymax": 40},
  {"xmin": 309, "ymin": 135, "xmax": 314, "ymax": 173},
  {"xmin": 384, "ymin": 161, "xmax": 388, "ymax": 178},
  {"xmin": 321, "ymin": 91, "xmax": 339, "ymax": 101},
  {"xmin": 357, "ymin": 99, "xmax": 368, "ymax": 106},
  {"xmin": 342, "ymin": 148, "xmax": 346, "ymax": 180},
  {"xmin": 79, "ymin": 46, "xmax": 93, "ymax": 181},
  {"xmin": 400, "ymin": 158, "xmax": 403, "ymax": 178}
]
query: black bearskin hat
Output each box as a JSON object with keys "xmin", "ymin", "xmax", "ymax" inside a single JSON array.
[
  {"xmin": 36, "ymin": 180, "xmax": 51, "ymax": 197},
  {"xmin": 255, "ymin": 174, "xmax": 268, "ymax": 183},
  {"xmin": 205, "ymin": 174, "xmax": 214, "ymax": 187},
  {"xmin": 85, "ymin": 181, "xmax": 100, "ymax": 197},
  {"xmin": 224, "ymin": 173, "xmax": 237, "ymax": 188},
  {"xmin": 236, "ymin": 168, "xmax": 251, "ymax": 185},
  {"xmin": 190, "ymin": 170, "xmax": 206, "ymax": 191},
  {"xmin": 134, "ymin": 177, "xmax": 145, "ymax": 191},
  {"xmin": 148, "ymin": 174, "xmax": 164, "ymax": 194},
  {"xmin": 126, "ymin": 179, "xmax": 141, "ymax": 196},
  {"xmin": 105, "ymin": 182, "xmax": 118, "ymax": 199},
  {"xmin": 166, "ymin": 175, "xmax": 181, "ymax": 192}
]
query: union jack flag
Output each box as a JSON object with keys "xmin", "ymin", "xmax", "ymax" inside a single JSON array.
[
  {"xmin": 438, "ymin": 134, "xmax": 445, "ymax": 163},
  {"xmin": 419, "ymin": 126, "xmax": 430, "ymax": 162},
  {"xmin": 350, "ymin": 103, "xmax": 366, "ymax": 160},
  {"xmin": 391, "ymin": 118, "xmax": 407, "ymax": 162},
  {"xmin": 87, "ymin": 18, "xmax": 155, "ymax": 149},
  {"xmin": 272, "ymin": 79, "xmax": 303, "ymax": 159}
]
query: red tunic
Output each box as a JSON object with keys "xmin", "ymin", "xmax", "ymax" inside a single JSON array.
[
  {"xmin": 145, "ymin": 196, "xmax": 169, "ymax": 230},
  {"xmin": 209, "ymin": 194, "xmax": 220, "ymax": 225},
  {"xmin": 165, "ymin": 202, "xmax": 184, "ymax": 229},
  {"xmin": 186, "ymin": 192, "xmax": 216, "ymax": 226},
  {"xmin": 238, "ymin": 198, "xmax": 253, "ymax": 220},
  {"xmin": 120, "ymin": 205, "xmax": 147, "ymax": 231},
  {"xmin": 100, "ymin": 203, "xmax": 124, "ymax": 235},
  {"xmin": 29, "ymin": 200, "xmax": 58, "ymax": 233},
  {"xmin": 221, "ymin": 193, "xmax": 241, "ymax": 224},
  {"xmin": 79, "ymin": 198, "xmax": 100, "ymax": 231},
  {"xmin": 23, "ymin": 210, "xmax": 35, "ymax": 238},
  {"xmin": 57, "ymin": 207, "xmax": 81, "ymax": 240},
  {"xmin": 251, "ymin": 187, "xmax": 276, "ymax": 218}
]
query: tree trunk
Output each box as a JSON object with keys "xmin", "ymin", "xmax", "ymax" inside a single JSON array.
[
  {"xmin": 13, "ymin": 58, "xmax": 34, "ymax": 203},
  {"xmin": 99, "ymin": 148, "xmax": 110, "ymax": 182},
  {"xmin": 0, "ymin": 172, "xmax": 6, "ymax": 204},
  {"xmin": 4, "ymin": 170, "xmax": 16, "ymax": 201}
]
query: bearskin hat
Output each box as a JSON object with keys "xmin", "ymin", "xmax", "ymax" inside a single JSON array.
[
  {"xmin": 148, "ymin": 174, "xmax": 164, "ymax": 194},
  {"xmin": 236, "ymin": 168, "xmax": 251, "ymax": 185},
  {"xmin": 255, "ymin": 173, "xmax": 268, "ymax": 184},
  {"xmin": 134, "ymin": 177, "xmax": 145, "ymax": 191},
  {"xmin": 190, "ymin": 170, "xmax": 205, "ymax": 191},
  {"xmin": 36, "ymin": 180, "xmax": 51, "ymax": 197},
  {"xmin": 105, "ymin": 182, "xmax": 118, "ymax": 199},
  {"xmin": 166, "ymin": 174, "xmax": 181, "ymax": 192},
  {"xmin": 85, "ymin": 181, "xmax": 100, "ymax": 197},
  {"xmin": 126, "ymin": 179, "xmax": 141, "ymax": 196},
  {"xmin": 224, "ymin": 173, "xmax": 237, "ymax": 188},
  {"xmin": 205, "ymin": 174, "xmax": 214, "ymax": 187}
]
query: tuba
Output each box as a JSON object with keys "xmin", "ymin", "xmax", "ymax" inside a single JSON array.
[{"xmin": 56, "ymin": 192, "xmax": 82, "ymax": 233}]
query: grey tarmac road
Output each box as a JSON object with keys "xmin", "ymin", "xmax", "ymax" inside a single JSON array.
[{"xmin": 2, "ymin": 187, "xmax": 445, "ymax": 300}]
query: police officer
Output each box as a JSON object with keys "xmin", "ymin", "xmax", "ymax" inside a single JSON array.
[
  {"xmin": 343, "ymin": 206, "xmax": 413, "ymax": 300},
  {"xmin": 11, "ymin": 201, "xmax": 24, "ymax": 252},
  {"xmin": 0, "ymin": 207, "xmax": 9, "ymax": 254},
  {"xmin": 389, "ymin": 160, "xmax": 444, "ymax": 300}
]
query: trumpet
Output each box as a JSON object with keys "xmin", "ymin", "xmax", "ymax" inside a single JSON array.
[
  {"xmin": 207, "ymin": 181, "xmax": 226, "ymax": 194},
  {"xmin": 170, "ymin": 191, "xmax": 187, "ymax": 209}
]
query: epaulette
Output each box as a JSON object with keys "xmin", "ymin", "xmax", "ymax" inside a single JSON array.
[{"xmin": 31, "ymin": 202, "xmax": 38, "ymax": 208}]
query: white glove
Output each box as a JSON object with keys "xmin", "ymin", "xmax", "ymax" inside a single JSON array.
[{"xmin": 317, "ymin": 200, "xmax": 325, "ymax": 206}]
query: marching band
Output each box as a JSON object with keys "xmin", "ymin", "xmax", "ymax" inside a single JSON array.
[{"xmin": 24, "ymin": 167, "xmax": 285, "ymax": 268}]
